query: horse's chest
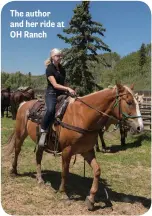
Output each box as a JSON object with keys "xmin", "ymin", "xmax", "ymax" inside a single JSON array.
[{"xmin": 60, "ymin": 131, "xmax": 98, "ymax": 154}]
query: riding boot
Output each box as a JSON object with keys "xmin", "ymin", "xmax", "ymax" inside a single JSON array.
[{"xmin": 38, "ymin": 131, "xmax": 47, "ymax": 147}]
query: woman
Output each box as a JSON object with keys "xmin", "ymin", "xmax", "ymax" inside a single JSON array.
[{"xmin": 39, "ymin": 48, "xmax": 75, "ymax": 147}]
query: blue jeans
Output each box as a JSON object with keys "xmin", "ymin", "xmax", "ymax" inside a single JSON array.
[{"xmin": 41, "ymin": 90, "xmax": 57, "ymax": 131}]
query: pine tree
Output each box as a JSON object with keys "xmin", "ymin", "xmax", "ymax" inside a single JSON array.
[
  {"xmin": 58, "ymin": 1, "xmax": 111, "ymax": 95},
  {"xmin": 28, "ymin": 72, "xmax": 32, "ymax": 86},
  {"xmin": 139, "ymin": 43, "xmax": 146, "ymax": 69}
]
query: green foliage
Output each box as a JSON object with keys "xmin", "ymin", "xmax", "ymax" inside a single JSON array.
[
  {"xmin": 58, "ymin": 1, "xmax": 111, "ymax": 95},
  {"xmin": 1, "ymin": 72, "xmax": 47, "ymax": 90}
]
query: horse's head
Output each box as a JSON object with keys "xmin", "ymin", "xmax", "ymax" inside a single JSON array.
[
  {"xmin": 113, "ymin": 83, "xmax": 144, "ymax": 134},
  {"xmin": 135, "ymin": 93, "xmax": 144, "ymax": 104}
]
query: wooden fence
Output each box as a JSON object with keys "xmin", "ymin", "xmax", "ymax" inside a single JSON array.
[{"xmin": 139, "ymin": 97, "xmax": 151, "ymax": 131}]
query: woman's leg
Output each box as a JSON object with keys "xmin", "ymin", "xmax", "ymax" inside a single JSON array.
[{"xmin": 39, "ymin": 91, "xmax": 57, "ymax": 146}]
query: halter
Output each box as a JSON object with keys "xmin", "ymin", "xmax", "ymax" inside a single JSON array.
[{"xmin": 113, "ymin": 87, "xmax": 142, "ymax": 120}]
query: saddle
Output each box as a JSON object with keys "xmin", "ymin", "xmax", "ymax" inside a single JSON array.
[
  {"xmin": 28, "ymin": 94, "xmax": 70, "ymax": 124},
  {"xmin": 28, "ymin": 94, "xmax": 72, "ymax": 153}
]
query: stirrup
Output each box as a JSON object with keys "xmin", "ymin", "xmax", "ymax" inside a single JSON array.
[{"xmin": 38, "ymin": 132, "xmax": 47, "ymax": 147}]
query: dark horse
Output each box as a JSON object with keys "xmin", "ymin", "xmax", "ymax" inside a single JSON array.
[
  {"xmin": 95, "ymin": 118, "xmax": 128, "ymax": 152},
  {"xmin": 1, "ymin": 87, "xmax": 11, "ymax": 118},
  {"xmin": 10, "ymin": 87, "xmax": 35, "ymax": 120},
  {"xmin": 6, "ymin": 84, "xmax": 143, "ymax": 210}
]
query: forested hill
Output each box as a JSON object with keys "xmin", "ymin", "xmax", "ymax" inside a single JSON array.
[
  {"xmin": 1, "ymin": 43, "xmax": 151, "ymax": 91},
  {"xmin": 91, "ymin": 43, "xmax": 151, "ymax": 90}
]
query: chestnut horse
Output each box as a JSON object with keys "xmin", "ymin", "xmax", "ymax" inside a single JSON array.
[{"xmin": 6, "ymin": 83, "xmax": 143, "ymax": 210}]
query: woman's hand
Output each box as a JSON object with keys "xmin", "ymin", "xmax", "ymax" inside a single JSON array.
[{"xmin": 67, "ymin": 87, "xmax": 76, "ymax": 95}]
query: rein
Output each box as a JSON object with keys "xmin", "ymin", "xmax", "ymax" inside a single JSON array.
[{"xmin": 56, "ymin": 88, "xmax": 141, "ymax": 134}]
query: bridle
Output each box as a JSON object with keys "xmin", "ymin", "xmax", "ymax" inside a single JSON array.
[
  {"xmin": 56, "ymin": 87, "xmax": 142, "ymax": 134},
  {"xmin": 112, "ymin": 87, "xmax": 142, "ymax": 121}
]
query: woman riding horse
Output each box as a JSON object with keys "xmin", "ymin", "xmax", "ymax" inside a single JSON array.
[{"xmin": 39, "ymin": 48, "xmax": 76, "ymax": 147}]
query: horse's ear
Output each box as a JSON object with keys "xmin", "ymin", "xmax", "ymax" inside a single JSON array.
[
  {"xmin": 116, "ymin": 81, "xmax": 124, "ymax": 93},
  {"xmin": 142, "ymin": 94, "xmax": 144, "ymax": 97},
  {"xmin": 130, "ymin": 83, "xmax": 134, "ymax": 90}
]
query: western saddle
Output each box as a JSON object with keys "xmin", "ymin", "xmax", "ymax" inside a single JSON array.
[{"xmin": 28, "ymin": 94, "xmax": 72, "ymax": 153}]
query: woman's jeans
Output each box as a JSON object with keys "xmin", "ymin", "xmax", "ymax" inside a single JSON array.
[{"xmin": 41, "ymin": 90, "xmax": 57, "ymax": 131}]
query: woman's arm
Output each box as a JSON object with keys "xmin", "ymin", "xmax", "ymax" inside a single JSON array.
[{"xmin": 48, "ymin": 76, "xmax": 75, "ymax": 94}]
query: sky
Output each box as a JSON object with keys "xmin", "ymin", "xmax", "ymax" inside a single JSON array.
[{"xmin": 1, "ymin": 0, "xmax": 151, "ymax": 75}]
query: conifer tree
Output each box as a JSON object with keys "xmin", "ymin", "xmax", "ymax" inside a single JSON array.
[
  {"xmin": 139, "ymin": 43, "xmax": 146, "ymax": 69},
  {"xmin": 58, "ymin": 1, "xmax": 111, "ymax": 95},
  {"xmin": 28, "ymin": 72, "xmax": 32, "ymax": 86}
]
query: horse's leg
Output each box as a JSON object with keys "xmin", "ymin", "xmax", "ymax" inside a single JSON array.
[
  {"xmin": 14, "ymin": 106, "xmax": 18, "ymax": 120},
  {"xmin": 10, "ymin": 131, "xmax": 28, "ymax": 175},
  {"xmin": 10, "ymin": 110, "xmax": 28, "ymax": 175},
  {"xmin": 95, "ymin": 138, "xmax": 100, "ymax": 152},
  {"xmin": 59, "ymin": 146, "xmax": 72, "ymax": 194},
  {"xmin": 36, "ymin": 147, "xmax": 44, "ymax": 184},
  {"xmin": 81, "ymin": 149, "xmax": 101, "ymax": 211},
  {"xmin": 98, "ymin": 130, "xmax": 106, "ymax": 152},
  {"xmin": 120, "ymin": 124, "xmax": 125, "ymax": 146},
  {"xmin": 1, "ymin": 109, "xmax": 4, "ymax": 118},
  {"xmin": 10, "ymin": 102, "xmax": 15, "ymax": 120},
  {"xmin": 6, "ymin": 106, "xmax": 9, "ymax": 117}
]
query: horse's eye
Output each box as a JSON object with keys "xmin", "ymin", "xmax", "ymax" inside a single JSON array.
[{"xmin": 127, "ymin": 100, "xmax": 133, "ymax": 106}]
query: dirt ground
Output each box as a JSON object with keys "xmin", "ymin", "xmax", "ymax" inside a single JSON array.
[{"xmin": 1, "ymin": 151, "xmax": 151, "ymax": 215}]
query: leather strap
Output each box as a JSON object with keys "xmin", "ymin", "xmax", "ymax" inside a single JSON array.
[{"xmin": 56, "ymin": 119, "xmax": 98, "ymax": 134}]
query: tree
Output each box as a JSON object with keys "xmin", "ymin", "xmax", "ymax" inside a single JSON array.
[
  {"xmin": 16, "ymin": 71, "xmax": 22, "ymax": 87},
  {"xmin": 1, "ymin": 72, "xmax": 10, "ymax": 87},
  {"xmin": 139, "ymin": 43, "xmax": 146, "ymax": 69},
  {"xmin": 58, "ymin": 1, "xmax": 111, "ymax": 95},
  {"xmin": 28, "ymin": 72, "xmax": 32, "ymax": 86}
]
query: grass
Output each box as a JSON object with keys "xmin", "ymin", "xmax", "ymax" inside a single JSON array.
[{"xmin": 1, "ymin": 116, "xmax": 151, "ymax": 215}]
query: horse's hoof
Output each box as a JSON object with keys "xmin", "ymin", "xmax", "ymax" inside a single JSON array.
[
  {"xmin": 96, "ymin": 148, "xmax": 100, "ymax": 152},
  {"xmin": 45, "ymin": 182, "xmax": 52, "ymax": 187},
  {"xmin": 85, "ymin": 196, "xmax": 94, "ymax": 211},
  {"xmin": 37, "ymin": 178, "xmax": 44, "ymax": 184},
  {"xmin": 60, "ymin": 193, "xmax": 69, "ymax": 201},
  {"xmin": 38, "ymin": 179, "xmax": 44, "ymax": 184},
  {"xmin": 102, "ymin": 149, "xmax": 106, "ymax": 153},
  {"xmin": 10, "ymin": 169, "xmax": 18, "ymax": 177}
]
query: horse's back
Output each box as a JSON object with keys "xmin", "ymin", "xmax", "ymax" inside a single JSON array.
[{"xmin": 17, "ymin": 99, "xmax": 38, "ymax": 117}]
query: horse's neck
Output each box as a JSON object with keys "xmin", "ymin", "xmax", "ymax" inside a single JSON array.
[
  {"xmin": 72, "ymin": 88, "xmax": 116, "ymax": 128},
  {"xmin": 81, "ymin": 88, "xmax": 116, "ymax": 111}
]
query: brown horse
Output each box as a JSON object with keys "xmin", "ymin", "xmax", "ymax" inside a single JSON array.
[
  {"xmin": 1, "ymin": 87, "xmax": 11, "ymax": 118},
  {"xmin": 6, "ymin": 83, "xmax": 143, "ymax": 210},
  {"xmin": 21, "ymin": 87, "xmax": 35, "ymax": 100},
  {"xmin": 10, "ymin": 87, "xmax": 35, "ymax": 120}
]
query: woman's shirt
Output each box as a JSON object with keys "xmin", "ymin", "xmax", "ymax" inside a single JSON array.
[{"xmin": 46, "ymin": 63, "xmax": 66, "ymax": 96}]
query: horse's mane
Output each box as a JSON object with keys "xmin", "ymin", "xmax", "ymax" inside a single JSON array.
[
  {"xmin": 79, "ymin": 85, "xmax": 134, "ymax": 100},
  {"xmin": 124, "ymin": 85, "xmax": 134, "ymax": 95},
  {"xmin": 80, "ymin": 87, "xmax": 115, "ymax": 100}
]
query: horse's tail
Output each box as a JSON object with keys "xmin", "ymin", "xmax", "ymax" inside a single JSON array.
[{"xmin": 4, "ymin": 130, "xmax": 16, "ymax": 156}]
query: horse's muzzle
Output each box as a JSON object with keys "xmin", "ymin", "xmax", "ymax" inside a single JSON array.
[{"xmin": 126, "ymin": 119, "xmax": 144, "ymax": 134}]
